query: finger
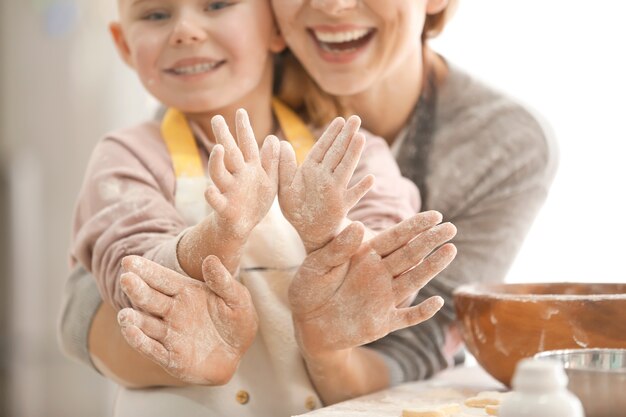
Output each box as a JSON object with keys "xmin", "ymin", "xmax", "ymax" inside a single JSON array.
[
  {"xmin": 304, "ymin": 222, "xmax": 365, "ymax": 270},
  {"xmin": 390, "ymin": 296, "xmax": 445, "ymax": 333},
  {"xmin": 306, "ymin": 117, "xmax": 345, "ymax": 163},
  {"xmin": 211, "ymin": 115, "xmax": 244, "ymax": 172},
  {"xmin": 120, "ymin": 272, "xmax": 173, "ymax": 318},
  {"xmin": 235, "ymin": 108, "xmax": 260, "ymax": 162},
  {"xmin": 118, "ymin": 308, "xmax": 168, "ymax": 341},
  {"xmin": 369, "ymin": 211, "xmax": 443, "ymax": 257},
  {"xmin": 345, "ymin": 174, "xmax": 375, "ymax": 210},
  {"xmin": 384, "ymin": 222, "xmax": 457, "ymax": 276},
  {"xmin": 120, "ymin": 324, "xmax": 170, "ymax": 369},
  {"xmin": 122, "ymin": 256, "xmax": 183, "ymax": 296},
  {"xmin": 392, "ymin": 243, "xmax": 457, "ymax": 304},
  {"xmin": 204, "ymin": 185, "xmax": 229, "ymax": 215},
  {"xmin": 207, "ymin": 144, "xmax": 232, "ymax": 192},
  {"xmin": 278, "ymin": 140, "xmax": 297, "ymax": 193},
  {"xmin": 260, "ymin": 135, "xmax": 280, "ymax": 187},
  {"xmin": 323, "ymin": 115, "xmax": 361, "ymax": 170},
  {"xmin": 334, "ymin": 132, "xmax": 366, "ymax": 186},
  {"xmin": 202, "ymin": 255, "xmax": 240, "ymax": 308}
]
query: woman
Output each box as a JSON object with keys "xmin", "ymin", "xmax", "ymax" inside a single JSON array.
[
  {"xmin": 272, "ymin": 0, "xmax": 556, "ymax": 389},
  {"xmin": 59, "ymin": 0, "xmax": 556, "ymax": 410}
]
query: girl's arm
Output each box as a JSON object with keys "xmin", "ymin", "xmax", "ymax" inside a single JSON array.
[{"xmin": 177, "ymin": 110, "xmax": 280, "ymax": 278}]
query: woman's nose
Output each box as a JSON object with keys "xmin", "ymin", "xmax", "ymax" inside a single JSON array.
[
  {"xmin": 310, "ymin": 0, "xmax": 358, "ymax": 15},
  {"xmin": 170, "ymin": 17, "xmax": 207, "ymax": 46}
]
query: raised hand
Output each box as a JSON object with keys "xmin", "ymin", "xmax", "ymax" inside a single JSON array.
[
  {"xmin": 288, "ymin": 211, "xmax": 457, "ymax": 359},
  {"xmin": 278, "ymin": 116, "xmax": 375, "ymax": 253},
  {"xmin": 116, "ymin": 255, "xmax": 258, "ymax": 385},
  {"xmin": 206, "ymin": 108, "xmax": 280, "ymax": 239}
]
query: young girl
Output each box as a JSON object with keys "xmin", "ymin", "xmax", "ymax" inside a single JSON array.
[{"xmin": 69, "ymin": 0, "xmax": 439, "ymax": 415}]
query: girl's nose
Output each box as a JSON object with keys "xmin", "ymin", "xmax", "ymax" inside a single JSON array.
[
  {"xmin": 310, "ymin": 0, "xmax": 358, "ymax": 15},
  {"xmin": 170, "ymin": 17, "xmax": 207, "ymax": 46}
]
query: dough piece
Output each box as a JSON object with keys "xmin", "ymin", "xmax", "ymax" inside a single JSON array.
[
  {"xmin": 401, "ymin": 410, "xmax": 444, "ymax": 417},
  {"xmin": 485, "ymin": 404, "xmax": 499, "ymax": 415},
  {"xmin": 464, "ymin": 391, "xmax": 507, "ymax": 408},
  {"xmin": 437, "ymin": 403, "xmax": 461, "ymax": 415},
  {"xmin": 401, "ymin": 403, "xmax": 461, "ymax": 417}
]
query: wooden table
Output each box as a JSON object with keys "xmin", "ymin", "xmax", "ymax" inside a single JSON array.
[{"xmin": 297, "ymin": 365, "xmax": 506, "ymax": 416}]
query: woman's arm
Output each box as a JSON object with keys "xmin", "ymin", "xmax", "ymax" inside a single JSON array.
[
  {"xmin": 60, "ymin": 255, "xmax": 259, "ymax": 388},
  {"xmin": 367, "ymin": 96, "xmax": 559, "ymax": 383},
  {"xmin": 288, "ymin": 213, "xmax": 457, "ymax": 405},
  {"xmin": 58, "ymin": 266, "xmax": 185, "ymax": 387},
  {"xmin": 89, "ymin": 301, "xmax": 187, "ymax": 388}
]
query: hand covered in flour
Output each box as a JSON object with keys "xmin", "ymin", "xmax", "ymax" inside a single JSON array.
[
  {"xmin": 117, "ymin": 255, "xmax": 258, "ymax": 385},
  {"xmin": 278, "ymin": 116, "xmax": 374, "ymax": 253},
  {"xmin": 289, "ymin": 211, "xmax": 457, "ymax": 359},
  {"xmin": 206, "ymin": 109, "xmax": 280, "ymax": 239}
]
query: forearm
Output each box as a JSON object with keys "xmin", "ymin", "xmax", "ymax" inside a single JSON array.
[
  {"xmin": 177, "ymin": 214, "xmax": 247, "ymax": 278},
  {"xmin": 89, "ymin": 302, "xmax": 187, "ymax": 388},
  {"xmin": 304, "ymin": 347, "xmax": 391, "ymax": 406}
]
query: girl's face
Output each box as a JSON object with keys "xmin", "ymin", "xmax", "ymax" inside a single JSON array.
[
  {"xmin": 271, "ymin": 0, "xmax": 443, "ymax": 96},
  {"xmin": 111, "ymin": 0, "xmax": 285, "ymax": 113}
]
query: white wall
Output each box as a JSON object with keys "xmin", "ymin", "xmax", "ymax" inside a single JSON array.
[
  {"xmin": 431, "ymin": 0, "xmax": 626, "ymax": 284},
  {"xmin": 1, "ymin": 0, "xmax": 152, "ymax": 415}
]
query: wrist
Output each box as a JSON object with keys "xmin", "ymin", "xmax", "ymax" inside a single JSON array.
[
  {"xmin": 214, "ymin": 216, "xmax": 252, "ymax": 243},
  {"xmin": 302, "ymin": 346, "xmax": 352, "ymax": 376}
]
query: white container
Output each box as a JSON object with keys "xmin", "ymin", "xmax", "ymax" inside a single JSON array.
[{"xmin": 499, "ymin": 358, "xmax": 585, "ymax": 417}]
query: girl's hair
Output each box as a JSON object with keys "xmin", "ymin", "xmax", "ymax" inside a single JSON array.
[{"xmin": 277, "ymin": 0, "xmax": 459, "ymax": 127}]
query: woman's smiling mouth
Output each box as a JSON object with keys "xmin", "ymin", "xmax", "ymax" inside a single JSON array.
[{"xmin": 308, "ymin": 26, "xmax": 376, "ymax": 55}]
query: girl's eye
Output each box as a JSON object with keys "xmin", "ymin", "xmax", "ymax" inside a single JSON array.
[
  {"xmin": 206, "ymin": 1, "xmax": 231, "ymax": 11},
  {"xmin": 143, "ymin": 11, "xmax": 170, "ymax": 21}
]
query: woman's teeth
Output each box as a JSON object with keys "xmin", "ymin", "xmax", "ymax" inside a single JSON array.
[
  {"xmin": 311, "ymin": 28, "xmax": 374, "ymax": 52},
  {"xmin": 313, "ymin": 28, "xmax": 370, "ymax": 44},
  {"xmin": 171, "ymin": 62, "xmax": 220, "ymax": 75}
]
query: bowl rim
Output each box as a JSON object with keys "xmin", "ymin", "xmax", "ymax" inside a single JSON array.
[
  {"xmin": 453, "ymin": 282, "xmax": 626, "ymax": 301},
  {"xmin": 534, "ymin": 348, "xmax": 626, "ymax": 373}
]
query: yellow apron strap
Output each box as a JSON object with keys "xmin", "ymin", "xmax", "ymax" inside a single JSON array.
[
  {"xmin": 161, "ymin": 100, "xmax": 314, "ymax": 178},
  {"xmin": 272, "ymin": 98, "xmax": 315, "ymax": 165},
  {"xmin": 161, "ymin": 108, "xmax": 205, "ymax": 178}
]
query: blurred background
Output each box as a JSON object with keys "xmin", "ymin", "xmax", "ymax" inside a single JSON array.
[{"xmin": 0, "ymin": 0, "xmax": 624, "ymax": 415}]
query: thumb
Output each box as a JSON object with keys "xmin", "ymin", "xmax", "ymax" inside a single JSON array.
[
  {"xmin": 201, "ymin": 255, "xmax": 239, "ymax": 307},
  {"xmin": 306, "ymin": 221, "xmax": 365, "ymax": 270},
  {"xmin": 278, "ymin": 140, "xmax": 297, "ymax": 194}
]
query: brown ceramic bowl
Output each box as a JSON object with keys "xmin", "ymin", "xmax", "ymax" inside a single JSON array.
[{"xmin": 453, "ymin": 283, "xmax": 626, "ymax": 387}]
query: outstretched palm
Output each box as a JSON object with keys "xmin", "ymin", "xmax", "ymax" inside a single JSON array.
[
  {"xmin": 278, "ymin": 116, "xmax": 374, "ymax": 253},
  {"xmin": 117, "ymin": 255, "xmax": 258, "ymax": 385},
  {"xmin": 289, "ymin": 211, "xmax": 457, "ymax": 357}
]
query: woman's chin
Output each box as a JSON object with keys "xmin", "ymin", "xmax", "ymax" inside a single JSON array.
[{"xmin": 313, "ymin": 73, "xmax": 375, "ymax": 98}]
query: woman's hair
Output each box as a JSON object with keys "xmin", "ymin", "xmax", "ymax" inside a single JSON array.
[{"xmin": 277, "ymin": 0, "xmax": 459, "ymax": 127}]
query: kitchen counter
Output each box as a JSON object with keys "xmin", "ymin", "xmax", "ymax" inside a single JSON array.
[{"xmin": 297, "ymin": 365, "xmax": 506, "ymax": 416}]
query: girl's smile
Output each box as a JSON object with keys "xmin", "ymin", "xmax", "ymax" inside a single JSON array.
[{"xmin": 163, "ymin": 56, "xmax": 226, "ymax": 81}]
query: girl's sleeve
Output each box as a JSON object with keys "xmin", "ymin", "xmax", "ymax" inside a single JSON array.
[
  {"xmin": 347, "ymin": 133, "xmax": 421, "ymax": 231},
  {"xmin": 70, "ymin": 136, "xmax": 189, "ymax": 310}
]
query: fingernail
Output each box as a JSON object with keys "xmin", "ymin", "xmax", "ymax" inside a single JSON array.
[{"xmin": 117, "ymin": 309, "xmax": 133, "ymax": 326}]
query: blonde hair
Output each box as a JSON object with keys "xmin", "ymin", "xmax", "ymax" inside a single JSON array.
[{"xmin": 278, "ymin": 0, "xmax": 459, "ymax": 127}]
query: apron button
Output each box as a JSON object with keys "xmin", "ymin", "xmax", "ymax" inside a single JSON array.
[
  {"xmin": 236, "ymin": 390, "xmax": 250, "ymax": 405},
  {"xmin": 305, "ymin": 396, "xmax": 316, "ymax": 410}
]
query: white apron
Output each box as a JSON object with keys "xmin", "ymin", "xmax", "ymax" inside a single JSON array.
[{"xmin": 114, "ymin": 100, "xmax": 322, "ymax": 417}]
